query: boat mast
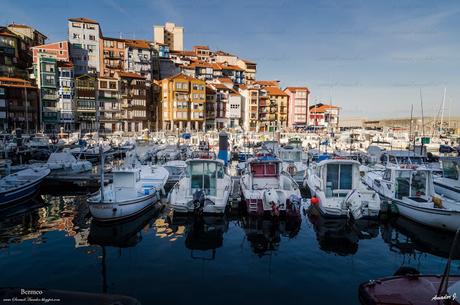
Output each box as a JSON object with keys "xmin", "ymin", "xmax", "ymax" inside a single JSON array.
[
  {"xmin": 99, "ymin": 144, "xmax": 105, "ymax": 202},
  {"xmin": 440, "ymin": 87, "xmax": 446, "ymax": 135},
  {"xmin": 409, "ymin": 104, "xmax": 414, "ymax": 151},
  {"xmin": 419, "ymin": 89, "xmax": 425, "ymax": 153}
]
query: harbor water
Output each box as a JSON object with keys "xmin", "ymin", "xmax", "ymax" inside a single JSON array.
[{"xmin": 0, "ymin": 193, "xmax": 458, "ymax": 305}]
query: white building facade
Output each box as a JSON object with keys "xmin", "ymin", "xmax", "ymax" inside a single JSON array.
[{"xmin": 68, "ymin": 18, "xmax": 101, "ymax": 75}]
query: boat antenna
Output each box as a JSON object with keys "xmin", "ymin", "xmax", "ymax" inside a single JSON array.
[{"xmin": 437, "ymin": 227, "xmax": 460, "ymax": 297}]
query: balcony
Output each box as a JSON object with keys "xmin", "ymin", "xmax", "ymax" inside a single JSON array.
[
  {"xmin": 0, "ymin": 46, "xmax": 15, "ymax": 56},
  {"xmin": 42, "ymin": 93, "xmax": 58, "ymax": 100}
]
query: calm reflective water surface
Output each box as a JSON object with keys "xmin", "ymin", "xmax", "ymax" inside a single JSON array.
[{"xmin": 1, "ymin": 193, "xmax": 459, "ymax": 305}]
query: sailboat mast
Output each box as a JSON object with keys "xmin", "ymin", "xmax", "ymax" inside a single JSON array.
[
  {"xmin": 99, "ymin": 144, "xmax": 105, "ymax": 202},
  {"xmin": 440, "ymin": 87, "xmax": 446, "ymax": 135},
  {"xmin": 419, "ymin": 88, "xmax": 425, "ymax": 137},
  {"xmin": 409, "ymin": 104, "xmax": 413, "ymax": 151}
]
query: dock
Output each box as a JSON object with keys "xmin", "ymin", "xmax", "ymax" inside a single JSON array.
[{"xmin": 44, "ymin": 171, "xmax": 113, "ymax": 188}]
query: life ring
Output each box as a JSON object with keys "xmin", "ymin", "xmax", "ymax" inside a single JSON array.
[{"xmin": 287, "ymin": 164, "xmax": 297, "ymax": 176}]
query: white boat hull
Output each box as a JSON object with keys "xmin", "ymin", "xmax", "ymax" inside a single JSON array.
[
  {"xmin": 434, "ymin": 181, "xmax": 460, "ymax": 201},
  {"xmin": 88, "ymin": 192, "xmax": 159, "ymax": 221},
  {"xmin": 393, "ymin": 198, "xmax": 460, "ymax": 231}
]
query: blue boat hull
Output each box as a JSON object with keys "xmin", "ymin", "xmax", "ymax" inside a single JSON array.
[{"xmin": 0, "ymin": 179, "xmax": 42, "ymax": 207}]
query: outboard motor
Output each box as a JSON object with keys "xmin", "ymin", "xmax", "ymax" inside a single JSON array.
[{"xmin": 192, "ymin": 189, "xmax": 206, "ymax": 213}]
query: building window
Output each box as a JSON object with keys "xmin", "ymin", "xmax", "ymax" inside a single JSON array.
[
  {"xmin": 100, "ymin": 81, "xmax": 107, "ymax": 89},
  {"xmin": 89, "ymin": 35, "xmax": 96, "ymax": 41}
]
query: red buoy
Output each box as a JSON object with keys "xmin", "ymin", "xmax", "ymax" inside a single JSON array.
[{"xmin": 310, "ymin": 197, "xmax": 319, "ymax": 205}]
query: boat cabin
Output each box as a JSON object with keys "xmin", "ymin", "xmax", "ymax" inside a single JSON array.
[
  {"xmin": 186, "ymin": 160, "xmax": 225, "ymax": 196},
  {"xmin": 191, "ymin": 150, "xmax": 216, "ymax": 159},
  {"xmin": 279, "ymin": 147, "xmax": 302, "ymax": 162},
  {"xmin": 316, "ymin": 160, "xmax": 360, "ymax": 198},
  {"xmin": 288, "ymin": 137, "xmax": 303, "ymax": 149},
  {"xmin": 381, "ymin": 166, "xmax": 434, "ymax": 201},
  {"xmin": 113, "ymin": 169, "xmax": 140, "ymax": 189},
  {"xmin": 440, "ymin": 157, "xmax": 460, "ymax": 182},
  {"xmin": 381, "ymin": 150, "xmax": 425, "ymax": 166},
  {"xmin": 247, "ymin": 158, "xmax": 281, "ymax": 190}
]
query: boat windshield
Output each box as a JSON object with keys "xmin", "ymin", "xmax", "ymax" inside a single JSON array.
[
  {"xmin": 395, "ymin": 170, "xmax": 428, "ymax": 199},
  {"xmin": 187, "ymin": 162, "xmax": 223, "ymax": 196},
  {"xmin": 442, "ymin": 159, "xmax": 459, "ymax": 180},
  {"xmin": 164, "ymin": 166, "xmax": 185, "ymax": 177},
  {"xmin": 325, "ymin": 163, "xmax": 353, "ymax": 197},
  {"xmin": 280, "ymin": 151, "xmax": 301, "ymax": 162},
  {"xmin": 288, "ymin": 139, "xmax": 302, "ymax": 149},
  {"xmin": 251, "ymin": 162, "xmax": 278, "ymax": 177}
]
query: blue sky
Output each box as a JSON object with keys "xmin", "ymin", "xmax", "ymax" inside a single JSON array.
[{"xmin": 2, "ymin": 0, "xmax": 459, "ymax": 119}]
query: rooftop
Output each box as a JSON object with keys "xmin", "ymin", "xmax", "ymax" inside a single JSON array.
[
  {"xmin": 285, "ymin": 86, "xmax": 310, "ymax": 93},
  {"xmin": 265, "ymin": 86, "xmax": 288, "ymax": 96},
  {"xmin": 117, "ymin": 71, "xmax": 145, "ymax": 79},
  {"xmin": 125, "ymin": 39, "xmax": 151, "ymax": 49},
  {"xmin": 68, "ymin": 17, "xmax": 99, "ymax": 24}
]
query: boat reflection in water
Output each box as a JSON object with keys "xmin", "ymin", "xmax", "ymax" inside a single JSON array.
[
  {"xmin": 308, "ymin": 212, "xmax": 379, "ymax": 256},
  {"xmin": 87, "ymin": 205, "xmax": 163, "ymax": 304},
  {"xmin": 240, "ymin": 215, "xmax": 301, "ymax": 256},
  {"xmin": 166, "ymin": 214, "xmax": 228, "ymax": 260},
  {"xmin": 88, "ymin": 204, "xmax": 162, "ymax": 248},
  {"xmin": 381, "ymin": 215, "xmax": 460, "ymax": 259}
]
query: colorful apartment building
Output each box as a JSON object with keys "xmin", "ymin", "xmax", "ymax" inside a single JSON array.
[
  {"xmin": 32, "ymin": 41, "xmax": 70, "ymax": 63},
  {"xmin": 161, "ymin": 73, "xmax": 206, "ymax": 131},
  {"xmin": 100, "ymin": 36, "xmax": 125, "ymax": 77},
  {"xmin": 57, "ymin": 61, "xmax": 75, "ymax": 131},
  {"xmin": 284, "ymin": 87, "xmax": 310, "ymax": 129},
  {"xmin": 117, "ymin": 71, "xmax": 148, "ymax": 133},
  {"xmin": 124, "ymin": 39, "xmax": 160, "ymax": 81},
  {"xmin": 0, "ymin": 77, "xmax": 39, "ymax": 133},
  {"xmin": 35, "ymin": 55, "xmax": 59, "ymax": 131},
  {"xmin": 309, "ymin": 103, "xmax": 340, "ymax": 129},
  {"xmin": 208, "ymin": 82, "xmax": 242, "ymax": 129},
  {"xmin": 239, "ymin": 82, "xmax": 287, "ymax": 132},
  {"xmin": 98, "ymin": 76, "xmax": 121, "ymax": 133},
  {"xmin": 205, "ymin": 85, "xmax": 216, "ymax": 130},
  {"xmin": 0, "ymin": 27, "xmax": 34, "ymax": 78},
  {"xmin": 236, "ymin": 59, "xmax": 257, "ymax": 84},
  {"xmin": 74, "ymin": 74, "xmax": 98, "ymax": 132}
]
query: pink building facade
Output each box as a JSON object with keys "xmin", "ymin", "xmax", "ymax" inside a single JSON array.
[
  {"xmin": 32, "ymin": 41, "xmax": 70, "ymax": 64},
  {"xmin": 284, "ymin": 87, "xmax": 310, "ymax": 129}
]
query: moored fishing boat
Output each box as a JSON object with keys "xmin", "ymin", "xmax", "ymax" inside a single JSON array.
[
  {"xmin": 434, "ymin": 157, "xmax": 460, "ymax": 201},
  {"xmin": 240, "ymin": 155, "xmax": 302, "ymax": 217},
  {"xmin": 305, "ymin": 159, "xmax": 380, "ymax": 219},
  {"xmin": 46, "ymin": 151, "xmax": 92, "ymax": 173},
  {"xmin": 278, "ymin": 145, "xmax": 308, "ymax": 184},
  {"xmin": 88, "ymin": 164, "xmax": 168, "ymax": 222},
  {"xmin": 169, "ymin": 159, "xmax": 231, "ymax": 214},
  {"xmin": 364, "ymin": 163, "xmax": 460, "ymax": 231},
  {"xmin": 0, "ymin": 167, "xmax": 50, "ymax": 207}
]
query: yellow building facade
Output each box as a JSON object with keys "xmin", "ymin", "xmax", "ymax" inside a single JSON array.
[{"xmin": 161, "ymin": 73, "xmax": 206, "ymax": 131}]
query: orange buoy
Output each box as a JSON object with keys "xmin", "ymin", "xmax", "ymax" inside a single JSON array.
[{"xmin": 311, "ymin": 197, "xmax": 319, "ymax": 205}]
